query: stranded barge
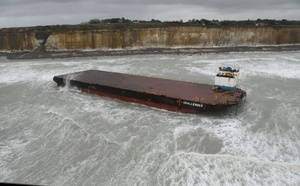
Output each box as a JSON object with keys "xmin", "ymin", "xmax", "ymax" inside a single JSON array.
[{"xmin": 53, "ymin": 67, "xmax": 246, "ymax": 113}]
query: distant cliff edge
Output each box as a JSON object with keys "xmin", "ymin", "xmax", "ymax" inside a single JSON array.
[{"xmin": 0, "ymin": 24, "xmax": 300, "ymax": 52}]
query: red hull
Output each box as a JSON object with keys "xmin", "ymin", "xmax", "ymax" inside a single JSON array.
[
  {"xmin": 78, "ymin": 87, "xmax": 205, "ymax": 113},
  {"xmin": 53, "ymin": 70, "xmax": 246, "ymax": 113}
]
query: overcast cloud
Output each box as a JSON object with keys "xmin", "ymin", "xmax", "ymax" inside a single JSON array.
[{"xmin": 0, "ymin": 0, "xmax": 299, "ymax": 28}]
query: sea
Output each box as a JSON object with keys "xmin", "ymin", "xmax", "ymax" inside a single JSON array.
[{"xmin": 1, "ymin": 51, "xmax": 300, "ymax": 185}]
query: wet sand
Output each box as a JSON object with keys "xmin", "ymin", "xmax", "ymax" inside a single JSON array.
[{"xmin": 4, "ymin": 44, "xmax": 300, "ymax": 60}]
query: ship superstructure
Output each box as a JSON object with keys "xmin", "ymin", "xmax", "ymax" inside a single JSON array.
[{"xmin": 214, "ymin": 67, "xmax": 240, "ymax": 91}]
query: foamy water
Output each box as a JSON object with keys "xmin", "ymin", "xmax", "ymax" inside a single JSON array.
[{"xmin": 1, "ymin": 52, "xmax": 300, "ymax": 185}]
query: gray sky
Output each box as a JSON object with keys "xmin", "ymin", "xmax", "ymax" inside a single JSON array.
[{"xmin": 1, "ymin": 0, "xmax": 299, "ymax": 28}]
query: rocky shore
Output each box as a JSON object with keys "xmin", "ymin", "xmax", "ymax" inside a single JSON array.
[{"xmin": 3, "ymin": 44, "xmax": 300, "ymax": 60}]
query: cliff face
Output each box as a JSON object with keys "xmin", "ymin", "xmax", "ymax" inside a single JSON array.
[
  {"xmin": 0, "ymin": 25, "xmax": 300, "ymax": 52},
  {"xmin": 0, "ymin": 29, "xmax": 37, "ymax": 51}
]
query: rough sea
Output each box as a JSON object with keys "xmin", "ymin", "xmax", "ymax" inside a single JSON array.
[{"xmin": 1, "ymin": 51, "xmax": 300, "ymax": 185}]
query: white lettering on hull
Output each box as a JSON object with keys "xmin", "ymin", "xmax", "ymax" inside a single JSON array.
[{"xmin": 182, "ymin": 101, "xmax": 203, "ymax": 108}]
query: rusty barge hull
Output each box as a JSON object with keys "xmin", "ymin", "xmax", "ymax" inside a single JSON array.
[{"xmin": 53, "ymin": 70, "xmax": 246, "ymax": 113}]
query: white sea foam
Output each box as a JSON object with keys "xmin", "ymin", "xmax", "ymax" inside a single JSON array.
[
  {"xmin": 156, "ymin": 152, "xmax": 300, "ymax": 186},
  {"xmin": 197, "ymin": 116, "xmax": 300, "ymax": 164},
  {"xmin": 181, "ymin": 52, "xmax": 300, "ymax": 81},
  {"xmin": 1, "ymin": 51, "xmax": 300, "ymax": 185}
]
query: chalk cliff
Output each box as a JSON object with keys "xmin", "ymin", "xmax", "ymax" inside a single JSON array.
[{"xmin": 0, "ymin": 24, "xmax": 299, "ymax": 52}]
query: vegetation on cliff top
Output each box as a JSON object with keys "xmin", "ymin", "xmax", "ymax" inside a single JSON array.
[
  {"xmin": 0, "ymin": 18, "xmax": 299, "ymax": 33},
  {"xmin": 0, "ymin": 18, "xmax": 299, "ymax": 52},
  {"xmin": 83, "ymin": 18, "xmax": 300, "ymax": 27}
]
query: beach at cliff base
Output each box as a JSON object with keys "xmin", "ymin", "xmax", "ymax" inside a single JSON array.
[{"xmin": 3, "ymin": 45, "xmax": 300, "ymax": 60}]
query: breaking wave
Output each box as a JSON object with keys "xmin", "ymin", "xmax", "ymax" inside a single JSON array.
[{"xmin": 1, "ymin": 51, "xmax": 300, "ymax": 185}]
